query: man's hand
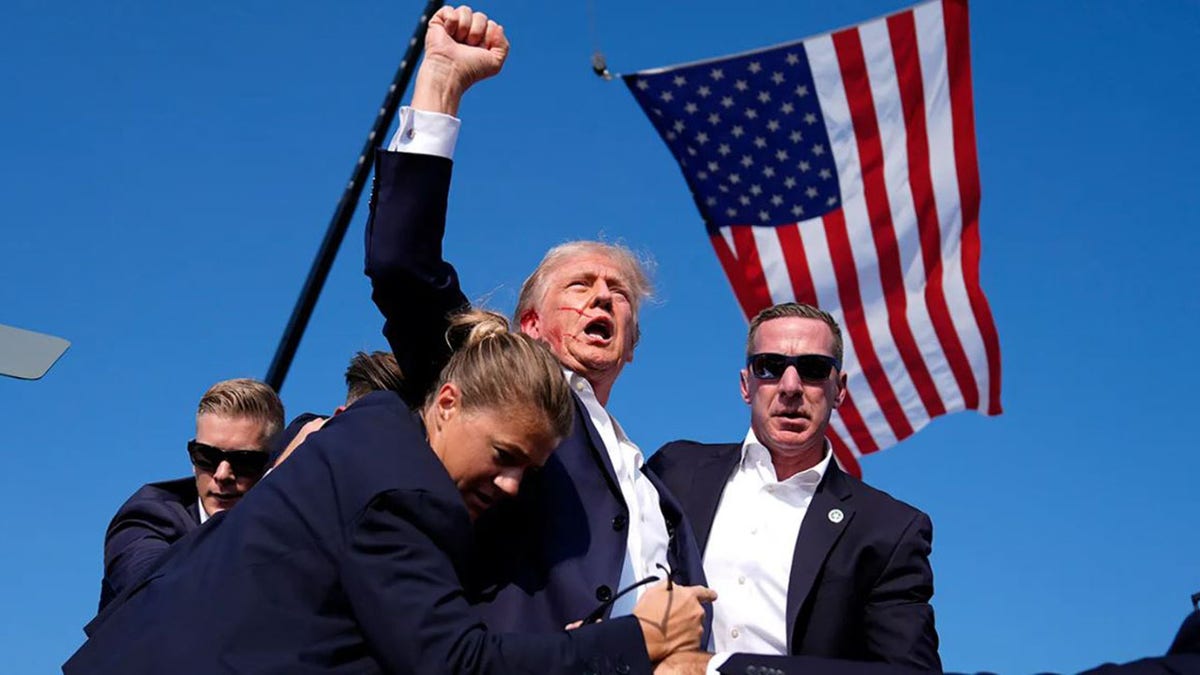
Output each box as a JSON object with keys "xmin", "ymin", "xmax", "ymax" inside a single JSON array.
[
  {"xmin": 412, "ymin": 5, "xmax": 509, "ymax": 116},
  {"xmin": 633, "ymin": 582, "xmax": 718, "ymax": 663},
  {"xmin": 273, "ymin": 416, "xmax": 327, "ymax": 467},
  {"xmin": 655, "ymin": 651, "xmax": 714, "ymax": 675}
]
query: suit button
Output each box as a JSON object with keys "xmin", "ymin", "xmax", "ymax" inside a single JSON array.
[
  {"xmin": 612, "ymin": 514, "xmax": 628, "ymax": 531},
  {"xmin": 596, "ymin": 585, "xmax": 613, "ymax": 602},
  {"xmin": 616, "ymin": 661, "xmax": 630, "ymax": 674}
]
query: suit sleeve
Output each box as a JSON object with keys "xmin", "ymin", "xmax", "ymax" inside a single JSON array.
[
  {"xmin": 718, "ymin": 653, "xmax": 930, "ymax": 675},
  {"xmin": 339, "ymin": 489, "xmax": 652, "ymax": 675},
  {"xmin": 364, "ymin": 150, "xmax": 470, "ymax": 408},
  {"xmin": 101, "ymin": 499, "xmax": 190, "ymax": 607},
  {"xmin": 862, "ymin": 511, "xmax": 941, "ymax": 671}
]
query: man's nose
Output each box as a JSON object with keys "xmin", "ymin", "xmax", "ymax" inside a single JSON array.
[
  {"xmin": 778, "ymin": 365, "xmax": 805, "ymax": 394},
  {"xmin": 213, "ymin": 460, "xmax": 235, "ymax": 482},
  {"xmin": 494, "ymin": 468, "xmax": 524, "ymax": 498},
  {"xmin": 589, "ymin": 280, "xmax": 613, "ymax": 310}
]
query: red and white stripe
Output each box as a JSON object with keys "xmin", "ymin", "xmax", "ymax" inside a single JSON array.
[{"xmin": 710, "ymin": 0, "xmax": 1001, "ymax": 475}]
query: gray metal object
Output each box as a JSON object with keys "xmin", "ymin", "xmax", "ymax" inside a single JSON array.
[{"xmin": 0, "ymin": 323, "xmax": 69, "ymax": 380}]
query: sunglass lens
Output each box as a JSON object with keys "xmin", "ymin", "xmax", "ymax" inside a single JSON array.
[
  {"xmin": 795, "ymin": 355, "xmax": 833, "ymax": 380},
  {"xmin": 226, "ymin": 452, "xmax": 269, "ymax": 477},
  {"xmin": 188, "ymin": 443, "xmax": 219, "ymax": 471},
  {"xmin": 750, "ymin": 354, "xmax": 786, "ymax": 379}
]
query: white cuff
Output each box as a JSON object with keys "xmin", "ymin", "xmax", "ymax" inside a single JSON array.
[
  {"xmin": 705, "ymin": 652, "xmax": 731, "ymax": 675},
  {"xmin": 386, "ymin": 106, "xmax": 460, "ymax": 159}
]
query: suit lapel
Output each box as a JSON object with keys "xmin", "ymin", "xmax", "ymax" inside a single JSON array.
[
  {"xmin": 574, "ymin": 392, "xmax": 624, "ymax": 500},
  {"xmin": 785, "ymin": 461, "xmax": 855, "ymax": 651},
  {"xmin": 686, "ymin": 445, "xmax": 742, "ymax": 556}
]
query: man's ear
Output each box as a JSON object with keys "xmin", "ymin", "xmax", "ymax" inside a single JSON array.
[
  {"xmin": 833, "ymin": 371, "xmax": 848, "ymax": 408},
  {"xmin": 519, "ymin": 308, "xmax": 541, "ymax": 338},
  {"xmin": 740, "ymin": 369, "xmax": 752, "ymax": 404}
]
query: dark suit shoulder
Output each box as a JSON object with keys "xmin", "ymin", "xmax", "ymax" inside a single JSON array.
[
  {"xmin": 108, "ymin": 477, "xmax": 198, "ymax": 531},
  {"xmin": 648, "ymin": 440, "xmax": 740, "ymax": 475}
]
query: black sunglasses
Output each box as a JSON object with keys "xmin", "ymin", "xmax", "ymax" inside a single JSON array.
[
  {"xmin": 746, "ymin": 353, "xmax": 841, "ymax": 381},
  {"xmin": 581, "ymin": 563, "xmax": 673, "ymax": 625},
  {"xmin": 187, "ymin": 440, "xmax": 270, "ymax": 478}
]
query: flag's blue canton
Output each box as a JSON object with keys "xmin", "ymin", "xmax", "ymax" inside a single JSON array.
[{"xmin": 626, "ymin": 44, "xmax": 840, "ymax": 233}]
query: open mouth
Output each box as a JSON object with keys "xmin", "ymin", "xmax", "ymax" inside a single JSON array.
[{"xmin": 582, "ymin": 316, "xmax": 614, "ymax": 342}]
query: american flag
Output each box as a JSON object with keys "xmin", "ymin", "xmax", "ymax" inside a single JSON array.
[{"xmin": 625, "ymin": 0, "xmax": 1001, "ymax": 475}]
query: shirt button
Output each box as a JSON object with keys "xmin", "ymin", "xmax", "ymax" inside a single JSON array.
[
  {"xmin": 738, "ymin": 575, "xmax": 746, "ymax": 585},
  {"xmin": 574, "ymin": 380, "xmax": 586, "ymax": 391},
  {"xmin": 750, "ymin": 527, "xmax": 759, "ymax": 535},
  {"xmin": 731, "ymin": 628, "xmax": 740, "ymax": 638},
  {"xmin": 406, "ymin": 128, "xmax": 416, "ymax": 139},
  {"xmin": 765, "ymin": 485, "xmax": 776, "ymax": 493}
]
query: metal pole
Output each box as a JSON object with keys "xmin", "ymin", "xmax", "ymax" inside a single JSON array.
[{"xmin": 265, "ymin": 0, "xmax": 446, "ymax": 392}]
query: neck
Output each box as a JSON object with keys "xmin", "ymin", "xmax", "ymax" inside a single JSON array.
[{"xmin": 768, "ymin": 442, "xmax": 826, "ymax": 481}]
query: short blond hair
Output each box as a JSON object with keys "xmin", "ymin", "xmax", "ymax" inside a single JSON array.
[{"xmin": 196, "ymin": 378, "xmax": 285, "ymax": 443}]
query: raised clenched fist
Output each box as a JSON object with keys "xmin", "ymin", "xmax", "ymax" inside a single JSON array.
[{"xmin": 413, "ymin": 5, "xmax": 509, "ymax": 116}]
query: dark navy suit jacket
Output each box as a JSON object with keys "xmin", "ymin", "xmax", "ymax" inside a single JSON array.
[
  {"xmin": 66, "ymin": 392, "xmax": 653, "ymax": 675},
  {"xmin": 715, "ymin": 611, "xmax": 1200, "ymax": 674},
  {"xmin": 364, "ymin": 150, "xmax": 707, "ymax": 632},
  {"xmin": 648, "ymin": 441, "xmax": 940, "ymax": 671},
  {"xmin": 98, "ymin": 477, "xmax": 200, "ymax": 611}
]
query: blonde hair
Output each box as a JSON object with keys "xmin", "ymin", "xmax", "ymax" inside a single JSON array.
[
  {"xmin": 195, "ymin": 378, "xmax": 285, "ymax": 443},
  {"xmin": 429, "ymin": 309, "xmax": 574, "ymax": 441},
  {"xmin": 514, "ymin": 241, "xmax": 654, "ymax": 344}
]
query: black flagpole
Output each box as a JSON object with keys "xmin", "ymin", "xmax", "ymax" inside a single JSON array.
[{"xmin": 265, "ymin": 0, "xmax": 445, "ymax": 392}]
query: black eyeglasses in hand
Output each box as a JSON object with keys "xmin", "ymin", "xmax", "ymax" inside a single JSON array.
[{"xmin": 581, "ymin": 563, "xmax": 673, "ymax": 625}]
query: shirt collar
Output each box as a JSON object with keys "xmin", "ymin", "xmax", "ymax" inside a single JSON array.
[
  {"xmin": 563, "ymin": 368, "xmax": 639, "ymax": 457},
  {"xmin": 197, "ymin": 497, "xmax": 210, "ymax": 524},
  {"xmin": 739, "ymin": 428, "xmax": 833, "ymax": 486}
]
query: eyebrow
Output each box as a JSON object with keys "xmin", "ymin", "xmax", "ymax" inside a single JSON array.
[{"xmin": 495, "ymin": 441, "xmax": 539, "ymax": 467}]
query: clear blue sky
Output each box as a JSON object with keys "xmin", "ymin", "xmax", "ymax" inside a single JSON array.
[{"xmin": 2, "ymin": 1, "xmax": 1197, "ymax": 672}]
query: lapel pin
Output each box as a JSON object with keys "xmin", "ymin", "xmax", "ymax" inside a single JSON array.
[{"xmin": 827, "ymin": 508, "xmax": 844, "ymax": 524}]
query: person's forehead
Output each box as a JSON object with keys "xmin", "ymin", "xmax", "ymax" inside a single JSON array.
[
  {"xmin": 752, "ymin": 316, "xmax": 835, "ymax": 353},
  {"xmin": 195, "ymin": 414, "xmax": 269, "ymax": 446},
  {"xmin": 550, "ymin": 252, "xmax": 631, "ymax": 282}
]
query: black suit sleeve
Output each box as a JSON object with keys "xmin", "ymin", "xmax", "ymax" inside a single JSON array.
[
  {"xmin": 340, "ymin": 489, "xmax": 652, "ymax": 675},
  {"xmin": 862, "ymin": 511, "xmax": 940, "ymax": 671},
  {"xmin": 364, "ymin": 150, "xmax": 470, "ymax": 408},
  {"xmin": 719, "ymin": 653, "xmax": 930, "ymax": 675},
  {"xmin": 101, "ymin": 499, "xmax": 191, "ymax": 608}
]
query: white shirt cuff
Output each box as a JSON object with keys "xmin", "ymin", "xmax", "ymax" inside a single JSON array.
[
  {"xmin": 386, "ymin": 106, "xmax": 460, "ymax": 159},
  {"xmin": 706, "ymin": 652, "xmax": 731, "ymax": 675}
]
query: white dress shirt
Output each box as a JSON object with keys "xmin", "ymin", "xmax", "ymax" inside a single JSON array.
[
  {"xmin": 387, "ymin": 106, "xmax": 460, "ymax": 158},
  {"xmin": 197, "ymin": 498, "xmax": 210, "ymax": 524},
  {"xmin": 566, "ymin": 370, "xmax": 671, "ymax": 612},
  {"xmin": 387, "ymin": 110, "xmax": 672, "ymax": 612},
  {"xmin": 704, "ymin": 429, "xmax": 832, "ymax": 671}
]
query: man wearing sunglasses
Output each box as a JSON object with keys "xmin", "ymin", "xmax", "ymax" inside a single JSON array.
[
  {"xmin": 97, "ymin": 378, "xmax": 283, "ymax": 611},
  {"xmin": 648, "ymin": 303, "xmax": 939, "ymax": 672}
]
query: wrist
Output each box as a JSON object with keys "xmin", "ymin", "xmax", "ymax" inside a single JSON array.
[{"xmin": 411, "ymin": 59, "xmax": 466, "ymax": 116}]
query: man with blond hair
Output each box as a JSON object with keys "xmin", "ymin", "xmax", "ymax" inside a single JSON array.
[
  {"xmin": 363, "ymin": 5, "xmax": 706, "ymax": 635},
  {"xmin": 97, "ymin": 377, "xmax": 283, "ymax": 610}
]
